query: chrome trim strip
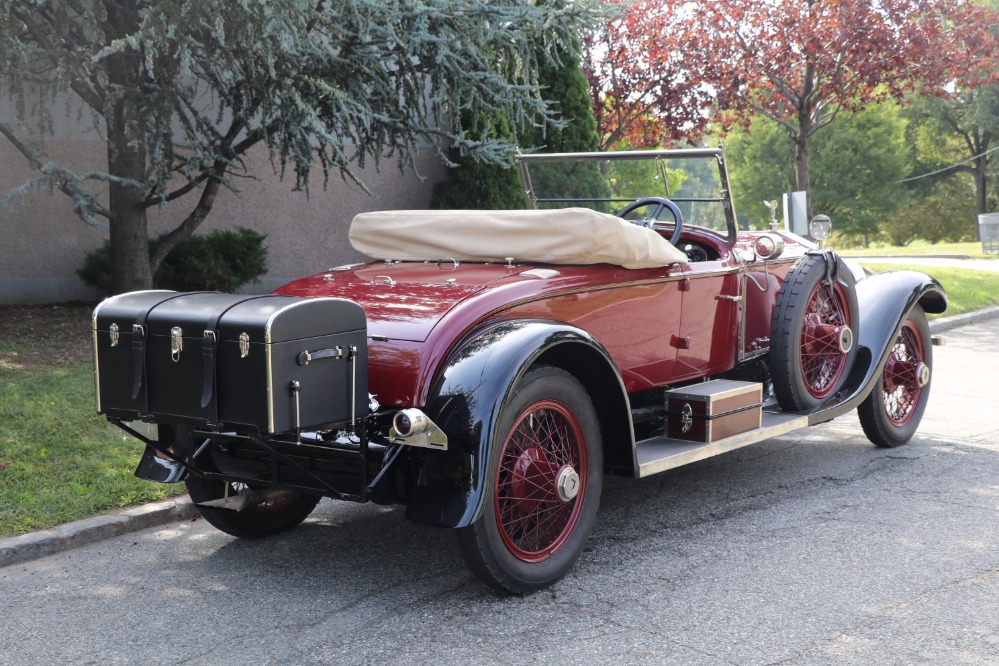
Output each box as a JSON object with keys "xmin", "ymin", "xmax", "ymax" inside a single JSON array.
[
  {"xmin": 92, "ymin": 308, "xmax": 101, "ymax": 414},
  {"xmin": 266, "ymin": 340, "xmax": 275, "ymax": 433},
  {"xmin": 738, "ymin": 272, "xmax": 749, "ymax": 362},
  {"xmin": 516, "ymin": 148, "xmax": 724, "ymax": 163}
]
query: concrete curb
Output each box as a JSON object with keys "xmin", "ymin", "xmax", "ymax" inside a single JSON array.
[
  {"xmin": 0, "ymin": 495, "xmax": 197, "ymax": 569},
  {"xmin": 929, "ymin": 305, "xmax": 999, "ymax": 334},
  {"xmin": 2, "ymin": 305, "xmax": 998, "ymax": 570},
  {"xmin": 842, "ymin": 254, "xmax": 972, "ymax": 260}
]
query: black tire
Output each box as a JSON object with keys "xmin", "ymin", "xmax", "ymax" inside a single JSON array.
[
  {"xmin": 186, "ymin": 476, "xmax": 321, "ymax": 539},
  {"xmin": 858, "ymin": 306, "xmax": 932, "ymax": 448},
  {"xmin": 456, "ymin": 366, "xmax": 603, "ymax": 595},
  {"xmin": 769, "ymin": 254, "xmax": 859, "ymax": 411}
]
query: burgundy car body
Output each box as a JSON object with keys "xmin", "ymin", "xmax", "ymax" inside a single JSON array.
[
  {"xmin": 95, "ymin": 147, "xmax": 947, "ymax": 594},
  {"xmin": 275, "ymin": 231, "xmax": 809, "ymax": 405}
]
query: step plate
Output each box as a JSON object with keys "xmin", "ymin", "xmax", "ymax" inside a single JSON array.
[{"xmin": 636, "ymin": 412, "xmax": 808, "ymax": 478}]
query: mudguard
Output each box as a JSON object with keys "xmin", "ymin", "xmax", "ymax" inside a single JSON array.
[
  {"xmin": 404, "ymin": 319, "xmax": 632, "ymax": 529},
  {"xmin": 809, "ymin": 269, "xmax": 946, "ymax": 424}
]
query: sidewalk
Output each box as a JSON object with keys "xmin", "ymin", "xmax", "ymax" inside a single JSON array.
[
  {"xmin": 3, "ymin": 302, "xmax": 999, "ymax": 570},
  {"xmin": 844, "ymin": 255, "xmax": 999, "ymax": 272}
]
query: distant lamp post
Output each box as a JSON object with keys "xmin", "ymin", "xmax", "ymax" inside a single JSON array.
[{"xmin": 809, "ymin": 214, "xmax": 832, "ymax": 246}]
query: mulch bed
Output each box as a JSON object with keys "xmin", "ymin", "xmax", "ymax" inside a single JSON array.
[{"xmin": 0, "ymin": 303, "xmax": 96, "ymax": 370}]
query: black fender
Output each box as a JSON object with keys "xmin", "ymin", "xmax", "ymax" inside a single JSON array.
[
  {"xmin": 404, "ymin": 319, "xmax": 633, "ymax": 529},
  {"xmin": 808, "ymin": 269, "xmax": 946, "ymax": 424}
]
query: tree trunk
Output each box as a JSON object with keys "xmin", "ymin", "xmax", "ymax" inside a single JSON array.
[
  {"xmin": 104, "ymin": 0, "xmax": 152, "ymax": 294},
  {"xmin": 791, "ymin": 122, "xmax": 814, "ymax": 239},
  {"xmin": 107, "ymin": 126, "xmax": 151, "ymax": 293}
]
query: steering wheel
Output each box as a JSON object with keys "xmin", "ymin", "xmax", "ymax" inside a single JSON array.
[{"xmin": 616, "ymin": 197, "xmax": 684, "ymax": 246}]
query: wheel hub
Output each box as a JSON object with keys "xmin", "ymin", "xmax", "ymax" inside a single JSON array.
[
  {"xmin": 509, "ymin": 447, "xmax": 555, "ymax": 513},
  {"xmin": 803, "ymin": 315, "xmax": 853, "ymax": 355},
  {"xmin": 916, "ymin": 362, "xmax": 930, "ymax": 388},
  {"xmin": 884, "ymin": 358, "xmax": 930, "ymax": 391},
  {"xmin": 555, "ymin": 465, "xmax": 580, "ymax": 503}
]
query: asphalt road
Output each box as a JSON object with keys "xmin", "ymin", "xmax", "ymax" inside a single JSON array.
[{"xmin": 2, "ymin": 321, "xmax": 998, "ymax": 665}]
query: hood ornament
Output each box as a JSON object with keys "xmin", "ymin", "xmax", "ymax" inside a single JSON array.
[{"xmin": 763, "ymin": 200, "xmax": 780, "ymax": 230}]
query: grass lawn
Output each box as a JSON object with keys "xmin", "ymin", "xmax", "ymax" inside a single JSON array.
[
  {"xmin": 0, "ymin": 304, "xmax": 185, "ymax": 537},
  {"xmin": 858, "ymin": 264, "xmax": 999, "ymax": 318},
  {"xmin": 838, "ymin": 240, "xmax": 999, "ymax": 259}
]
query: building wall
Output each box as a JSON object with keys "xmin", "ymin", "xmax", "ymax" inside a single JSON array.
[{"xmin": 0, "ymin": 135, "xmax": 447, "ymax": 304}]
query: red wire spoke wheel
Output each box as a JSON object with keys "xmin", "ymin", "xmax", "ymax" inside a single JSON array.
[
  {"xmin": 881, "ymin": 320, "xmax": 928, "ymax": 426},
  {"xmin": 185, "ymin": 475, "xmax": 320, "ymax": 539},
  {"xmin": 457, "ymin": 366, "xmax": 603, "ymax": 595},
  {"xmin": 798, "ymin": 280, "xmax": 854, "ymax": 399},
  {"xmin": 494, "ymin": 399, "xmax": 587, "ymax": 562},
  {"xmin": 859, "ymin": 306, "xmax": 933, "ymax": 447},
  {"xmin": 770, "ymin": 254, "xmax": 859, "ymax": 411}
]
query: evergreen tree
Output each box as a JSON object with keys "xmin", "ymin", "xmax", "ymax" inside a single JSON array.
[
  {"xmin": 432, "ymin": 28, "xmax": 608, "ymax": 210},
  {"xmin": 430, "ymin": 113, "xmax": 525, "ymax": 210}
]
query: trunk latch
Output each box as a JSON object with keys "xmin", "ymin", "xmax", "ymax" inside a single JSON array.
[{"xmin": 170, "ymin": 327, "xmax": 183, "ymax": 362}]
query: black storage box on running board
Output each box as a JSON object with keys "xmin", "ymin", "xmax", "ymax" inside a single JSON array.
[{"xmin": 92, "ymin": 291, "xmax": 368, "ymax": 434}]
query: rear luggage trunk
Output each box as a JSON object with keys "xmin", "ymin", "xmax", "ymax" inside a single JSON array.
[{"xmin": 93, "ymin": 291, "xmax": 368, "ymax": 434}]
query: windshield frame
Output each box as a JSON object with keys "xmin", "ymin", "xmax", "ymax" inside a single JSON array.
[{"xmin": 515, "ymin": 147, "xmax": 740, "ymax": 242}]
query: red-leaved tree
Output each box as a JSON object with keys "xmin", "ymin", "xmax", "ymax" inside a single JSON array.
[
  {"xmin": 582, "ymin": 0, "xmax": 717, "ymax": 150},
  {"xmin": 587, "ymin": 0, "xmax": 996, "ymax": 216}
]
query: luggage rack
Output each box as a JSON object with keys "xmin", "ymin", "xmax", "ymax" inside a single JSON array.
[{"xmin": 113, "ymin": 417, "xmax": 385, "ymax": 503}]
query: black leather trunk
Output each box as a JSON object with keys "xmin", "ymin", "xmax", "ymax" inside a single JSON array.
[{"xmin": 93, "ymin": 291, "xmax": 367, "ymax": 433}]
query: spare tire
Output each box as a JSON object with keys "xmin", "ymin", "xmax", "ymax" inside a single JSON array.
[{"xmin": 769, "ymin": 252, "xmax": 859, "ymax": 411}]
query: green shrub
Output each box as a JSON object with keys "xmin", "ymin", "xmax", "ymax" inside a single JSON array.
[{"xmin": 78, "ymin": 228, "xmax": 268, "ymax": 294}]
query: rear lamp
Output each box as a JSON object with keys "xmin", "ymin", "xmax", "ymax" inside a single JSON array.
[{"xmin": 392, "ymin": 408, "xmax": 431, "ymax": 437}]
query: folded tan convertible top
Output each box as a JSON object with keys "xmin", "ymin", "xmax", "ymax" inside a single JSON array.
[{"xmin": 349, "ymin": 207, "xmax": 688, "ymax": 269}]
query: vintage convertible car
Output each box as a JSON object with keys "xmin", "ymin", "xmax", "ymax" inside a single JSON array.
[{"xmin": 92, "ymin": 148, "xmax": 946, "ymax": 594}]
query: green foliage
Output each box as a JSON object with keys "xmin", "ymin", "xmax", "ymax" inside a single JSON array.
[
  {"xmin": 726, "ymin": 102, "xmax": 909, "ymax": 241},
  {"xmin": 1, "ymin": 0, "xmax": 603, "ymax": 199},
  {"xmin": 78, "ymin": 228, "xmax": 267, "ymax": 293},
  {"xmin": 879, "ymin": 177, "xmax": 979, "ymax": 246},
  {"xmin": 521, "ymin": 39, "xmax": 610, "ymax": 209},
  {"xmin": 900, "ymin": 85, "xmax": 999, "ymax": 223},
  {"xmin": 433, "ymin": 19, "xmax": 609, "ymax": 211},
  {"xmin": 430, "ymin": 113, "xmax": 525, "ymax": 210}
]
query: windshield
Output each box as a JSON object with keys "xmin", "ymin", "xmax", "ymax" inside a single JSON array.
[{"xmin": 516, "ymin": 149, "xmax": 737, "ymax": 240}]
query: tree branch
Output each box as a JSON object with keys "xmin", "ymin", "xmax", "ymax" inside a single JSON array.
[
  {"xmin": 732, "ymin": 91, "xmax": 799, "ymax": 137},
  {"xmin": 0, "ymin": 123, "xmax": 112, "ymax": 219},
  {"xmin": 13, "ymin": 7, "xmax": 107, "ymax": 115},
  {"xmin": 143, "ymin": 120, "xmax": 261, "ymax": 208},
  {"xmin": 148, "ymin": 178, "xmax": 221, "ymax": 273}
]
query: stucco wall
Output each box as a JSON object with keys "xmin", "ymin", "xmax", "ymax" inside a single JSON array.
[{"xmin": 0, "ymin": 137, "xmax": 447, "ymax": 304}]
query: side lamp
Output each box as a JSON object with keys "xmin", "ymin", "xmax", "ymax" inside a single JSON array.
[{"xmin": 809, "ymin": 214, "xmax": 832, "ymax": 246}]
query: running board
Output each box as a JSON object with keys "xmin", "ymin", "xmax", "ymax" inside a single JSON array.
[{"xmin": 636, "ymin": 412, "xmax": 808, "ymax": 478}]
